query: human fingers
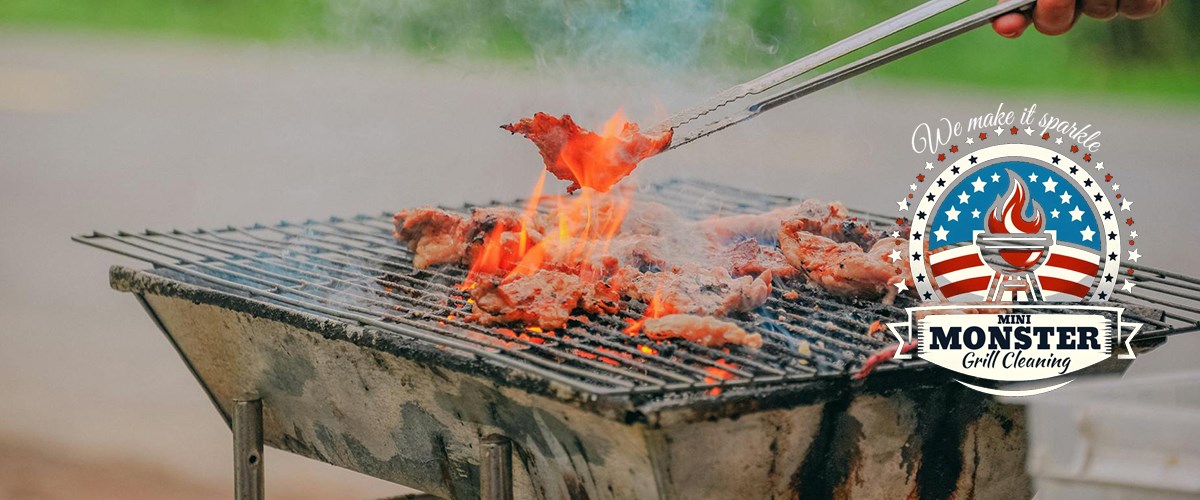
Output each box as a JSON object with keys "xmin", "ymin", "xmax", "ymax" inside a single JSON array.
[
  {"xmin": 1032, "ymin": 0, "xmax": 1079, "ymax": 36},
  {"xmin": 1080, "ymin": 0, "xmax": 1119, "ymax": 20}
]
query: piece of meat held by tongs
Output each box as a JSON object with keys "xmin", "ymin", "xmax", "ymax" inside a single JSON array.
[{"xmin": 505, "ymin": 1, "xmax": 1036, "ymax": 192}]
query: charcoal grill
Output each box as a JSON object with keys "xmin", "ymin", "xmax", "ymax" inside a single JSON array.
[{"xmin": 75, "ymin": 179, "xmax": 1199, "ymax": 499}]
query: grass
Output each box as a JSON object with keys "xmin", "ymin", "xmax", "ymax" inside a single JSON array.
[{"xmin": 1, "ymin": 0, "xmax": 1196, "ymax": 101}]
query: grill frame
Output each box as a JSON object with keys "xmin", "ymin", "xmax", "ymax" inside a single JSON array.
[{"xmin": 77, "ymin": 179, "xmax": 1196, "ymax": 405}]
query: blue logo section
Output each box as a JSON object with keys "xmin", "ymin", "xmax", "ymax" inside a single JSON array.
[{"xmin": 929, "ymin": 161, "xmax": 1101, "ymax": 251}]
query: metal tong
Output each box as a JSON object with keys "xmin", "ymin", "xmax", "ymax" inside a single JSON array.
[{"xmin": 654, "ymin": 0, "xmax": 1038, "ymax": 150}]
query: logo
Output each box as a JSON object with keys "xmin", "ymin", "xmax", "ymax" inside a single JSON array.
[{"xmin": 890, "ymin": 104, "xmax": 1143, "ymax": 396}]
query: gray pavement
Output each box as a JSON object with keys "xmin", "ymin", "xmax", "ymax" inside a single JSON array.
[{"xmin": 1, "ymin": 30, "xmax": 1198, "ymax": 498}]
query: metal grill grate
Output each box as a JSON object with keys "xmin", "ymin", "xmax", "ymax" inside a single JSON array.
[{"xmin": 75, "ymin": 179, "xmax": 1200, "ymax": 397}]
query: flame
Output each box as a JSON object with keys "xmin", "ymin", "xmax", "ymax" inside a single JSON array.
[
  {"xmin": 462, "ymin": 113, "xmax": 643, "ymax": 289},
  {"xmin": 703, "ymin": 359, "xmax": 737, "ymax": 395},
  {"xmin": 987, "ymin": 170, "xmax": 1046, "ymax": 270},
  {"xmin": 562, "ymin": 109, "xmax": 641, "ymax": 193},
  {"xmin": 623, "ymin": 289, "xmax": 674, "ymax": 334}
]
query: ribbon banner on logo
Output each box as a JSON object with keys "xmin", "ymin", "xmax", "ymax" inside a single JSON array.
[{"xmin": 887, "ymin": 305, "xmax": 1142, "ymax": 396}]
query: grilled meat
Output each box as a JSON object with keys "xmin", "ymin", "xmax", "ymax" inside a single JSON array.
[
  {"xmin": 394, "ymin": 206, "xmax": 547, "ymax": 273},
  {"xmin": 779, "ymin": 220, "xmax": 910, "ymax": 304},
  {"xmin": 699, "ymin": 199, "xmax": 879, "ymax": 248},
  {"xmin": 393, "ymin": 208, "xmax": 471, "ymax": 268},
  {"xmin": 617, "ymin": 266, "xmax": 772, "ymax": 316},
  {"xmin": 726, "ymin": 239, "xmax": 800, "ymax": 278},
  {"xmin": 501, "ymin": 113, "xmax": 672, "ymax": 193},
  {"xmin": 643, "ymin": 314, "xmax": 763, "ymax": 348},
  {"xmin": 470, "ymin": 270, "xmax": 620, "ymax": 330},
  {"xmin": 854, "ymin": 339, "xmax": 917, "ymax": 379}
]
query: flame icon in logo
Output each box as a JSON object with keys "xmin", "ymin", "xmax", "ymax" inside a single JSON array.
[{"xmin": 987, "ymin": 170, "xmax": 1046, "ymax": 270}]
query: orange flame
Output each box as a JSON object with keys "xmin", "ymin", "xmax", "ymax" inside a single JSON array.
[
  {"xmin": 462, "ymin": 110, "xmax": 641, "ymax": 289},
  {"xmin": 623, "ymin": 289, "xmax": 675, "ymax": 335}
]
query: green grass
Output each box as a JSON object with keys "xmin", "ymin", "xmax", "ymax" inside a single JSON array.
[
  {"xmin": 2, "ymin": 0, "xmax": 1197, "ymax": 101},
  {"xmin": 0, "ymin": 0, "xmax": 330, "ymax": 42}
]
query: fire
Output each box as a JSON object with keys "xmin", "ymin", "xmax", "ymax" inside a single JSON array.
[
  {"xmin": 462, "ymin": 110, "xmax": 645, "ymax": 289},
  {"xmin": 502, "ymin": 111, "xmax": 672, "ymax": 194},
  {"xmin": 622, "ymin": 289, "xmax": 675, "ymax": 335},
  {"xmin": 703, "ymin": 359, "xmax": 738, "ymax": 396},
  {"xmin": 987, "ymin": 170, "xmax": 1046, "ymax": 270}
]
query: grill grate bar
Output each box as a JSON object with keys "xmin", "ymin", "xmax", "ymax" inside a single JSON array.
[{"xmin": 76, "ymin": 179, "xmax": 1200, "ymax": 397}]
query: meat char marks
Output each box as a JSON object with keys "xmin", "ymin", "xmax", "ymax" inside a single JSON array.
[
  {"xmin": 393, "ymin": 206, "xmax": 541, "ymax": 270},
  {"xmin": 643, "ymin": 315, "xmax": 762, "ymax": 348},
  {"xmin": 470, "ymin": 270, "xmax": 619, "ymax": 331},
  {"xmin": 392, "ymin": 208, "xmax": 470, "ymax": 269},
  {"xmin": 699, "ymin": 199, "xmax": 878, "ymax": 247},
  {"xmin": 778, "ymin": 222, "xmax": 911, "ymax": 305},
  {"xmin": 615, "ymin": 266, "xmax": 772, "ymax": 317},
  {"xmin": 501, "ymin": 113, "xmax": 673, "ymax": 193}
]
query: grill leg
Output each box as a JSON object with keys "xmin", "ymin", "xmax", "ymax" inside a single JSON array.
[
  {"xmin": 233, "ymin": 397, "xmax": 264, "ymax": 500},
  {"xmin": 480, "ymin": 435, "xmax": 513, "ymax": 500}
]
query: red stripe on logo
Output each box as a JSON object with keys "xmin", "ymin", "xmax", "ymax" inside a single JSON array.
[
  {"xmin": 1038, "ymin": 276, "xmax": 1091, "ymax": 298},
  {"xmin": 930, "ymin": 253, "xmax": 987, "ymax": 275},
  {"xmin": 1044, "ymin": 253, "xmax": 1100, "ymax": 276},
  {"xmin": 939, "ymin": 276, "xmax": 993, "ymax": 298}
]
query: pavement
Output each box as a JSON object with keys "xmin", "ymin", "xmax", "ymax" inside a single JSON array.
[{"xmin": 1, "ymin": 29, "xmax": 1198, "ymax": 498}]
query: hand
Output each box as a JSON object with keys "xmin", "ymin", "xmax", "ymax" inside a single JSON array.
[{"xmin": 993, "ymin": 0, "xmax": 1170, "ymax": 38}]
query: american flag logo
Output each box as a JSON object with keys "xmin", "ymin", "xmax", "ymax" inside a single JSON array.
[
  {"xmin": 922, "ymin": 162, "xmax": 1107, "ymax": 303},
  {"xmin": 929, "ymin": 241, "xmax": 1100, "ymax": 302}
]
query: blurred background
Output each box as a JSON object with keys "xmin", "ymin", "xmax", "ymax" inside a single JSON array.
[{"xmin": 1, "ymin": 0, "xmax": 1197, "ymax": 498}]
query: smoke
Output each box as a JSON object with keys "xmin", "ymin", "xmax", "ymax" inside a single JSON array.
[{"xmin": 327, "ymin": 0, "xmax": 723, "ymax": 68}]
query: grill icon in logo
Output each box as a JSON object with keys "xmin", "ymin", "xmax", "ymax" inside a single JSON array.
[
  {"xmin": 977, "ymin": 170, "xmax": 1054, "ymax": 302},
  {"xmin": 916, "ymin": 145, "xmax": 1115, "ymax": 304}
]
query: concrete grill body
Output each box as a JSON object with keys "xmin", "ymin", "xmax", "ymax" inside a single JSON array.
[{"xmin": 83, "ymin": 180, "xmax": 1190, "ymax": 499}]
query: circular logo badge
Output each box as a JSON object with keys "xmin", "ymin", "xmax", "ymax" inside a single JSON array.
[{"xmin": 901, "ymin": 137, "xmax": 1135, "ymax": 305}]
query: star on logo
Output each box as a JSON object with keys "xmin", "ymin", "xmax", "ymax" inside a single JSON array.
[
  {"xmin": 1130, "ymin": 230, "xmax": 1138, "ymax": 239},
  {"xmin": 897, "ymin": 199, "xmax": 909, "ymax": 211},
  {"xmin": 1080, "ymin": 226, "xmax": 1095, "ymax": 241},
  {"xmin": 966, "ymin": 137, "xmax": 974, "ymax": 145},
  {"xmin": 1060, "ymin": 192, "xmax": 1072, "ymax": 205},
  {"xmin": 1121, "ymin": 198, "xmax": 1133, "ymax": 211},
  {"xmin": 990, "ymin": 172, "xmax": 1000, "ymax": 183},
  {"xmin": 945, "ymin": 206, "xmax": 961, "ymax": 221},
  {"xmin": 1112, "ymin": 184, "xmax": 1120, "ymax": 191},
  {"xmin": 1024, "ymin": 127, "xmax": 1034, "ymax": 136},
  {"xmin": 994, "ymin": 127, "xmax": 1004, "ymax": 136},
  {"xmin": 1050, "ymin": 209, "xmax": 1060, "ymax": 218},
  {"xmin": 1055, "ymin": 137, "xmax": 1063, "ymax": 144},
  {"xmin": 889, "ymin": 248, "xmax": 902, "ymax": 263},
  {"xmin": 895, "ymin": 281, "xmax": 909, "ymax": 293},
  {"xmin": 934, "ymin": 226, "xmax": 950, "ymax": 241},
  {"xmin": 971, "ymin": 177, "xmax": 987, "ymax": 192},
  {"xmin": 1121, "ymin": 280, "xmax": 1136, "ymax": 293},
  {"xmin": 925, "ymin": 161, "xmax": 934, "ymax": 170},
  {"xmin": 1042, "ymin": 178, "xmax": 1058, "ymax": 192},
  {"xmin": 1096, "ymin": 162, "xmax": 1104, "ymax": 170},
  {"xmin": 1028, "ymin": 172, "xmax": 1039, "ymax": 182},
  {"xmin": 1128, "ymin": 249, "xmax": 1141, "ymax": 263},
  {"xmin": 891, "ymin": 230, "xmax": 901, "ymax": 238},
  {"xmin": 957, "ymin": 191, "xmax": 970, "ymax": 204},
  {"xmin": 971, "ymin": 209, "xmax": 981, "ymax": 219},
  {"xmin": 1069, "ymin": 206, "xmax": 1085, "ymax": 221},
  {"xmin": 910, "ymin": 183, "xmax": 917, "ymax": 191}
]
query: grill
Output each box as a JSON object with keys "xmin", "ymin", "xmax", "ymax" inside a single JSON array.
[{"xmin": 75, "ymin": 179, "xmax": 1200, "ymax": 499}]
